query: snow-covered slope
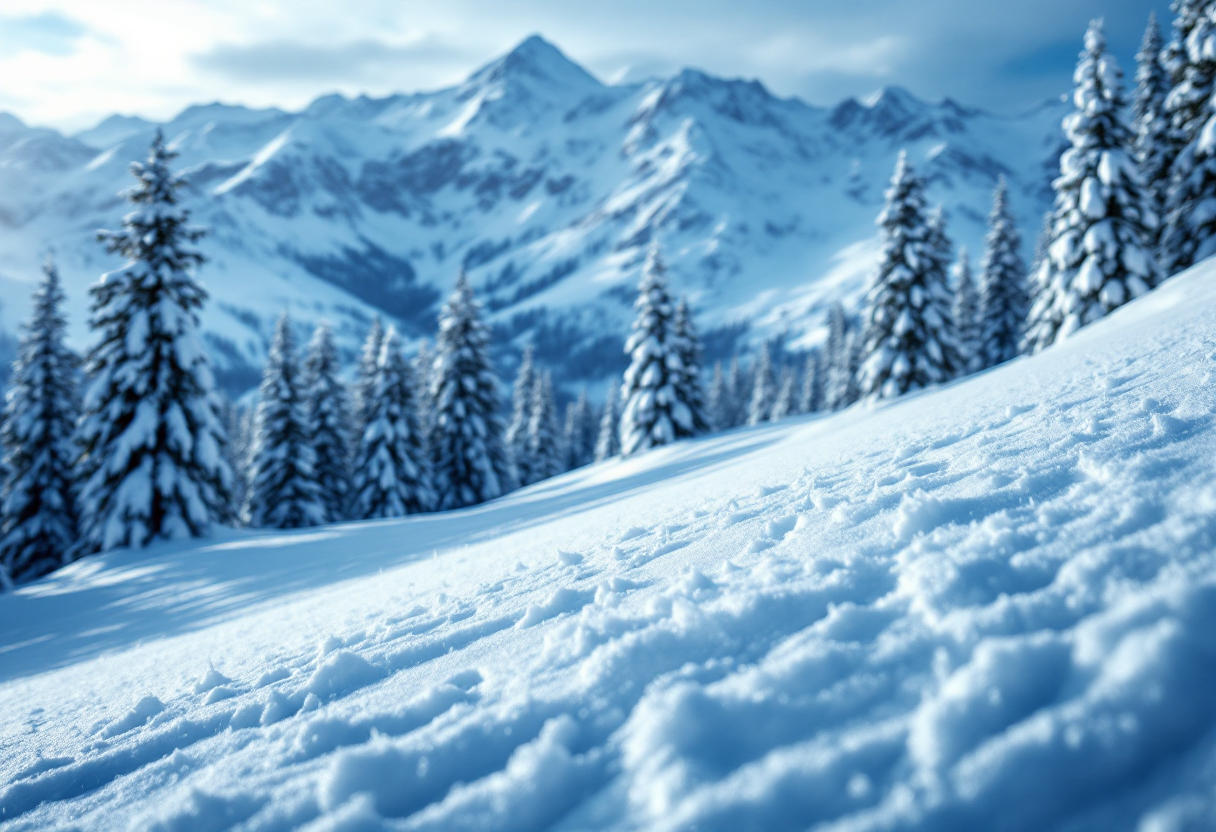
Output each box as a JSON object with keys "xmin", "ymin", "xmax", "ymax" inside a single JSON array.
[
  {"xmin": 0, "ymin": 36, "xmax": 1065, "ymax": 392},
  {"xmin": 2, "ymin": 257, "xmax": 1215, "ymax": 830}
]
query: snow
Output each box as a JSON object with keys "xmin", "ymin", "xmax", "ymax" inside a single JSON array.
[{"xmin": 5, "ymin": 259, "xmax": 1216, "ymax": 828}]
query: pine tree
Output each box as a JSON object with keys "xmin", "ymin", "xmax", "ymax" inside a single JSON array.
[
  {"xmin": 707, "ymin": 361, "xmax": 729, "ymax": 430},
  {"xmin": 1028, "ymin": 21, "xmax": 1160, "ymax": 351},
  {"xmin": 953, "ymin": 248, "xmax": 980, "ymax": 374},
  {"xmin": 412, "ymin": 339, "xmax": 435, "ymax": 452},
  {"xmin": 799, "ymin": 349, "xmax": 824, "ymax": 414},
  {"xmin": 747, "ymin": 343, "xmax": 776, "ymax": 425},
  {"xmin": 726, "ymin": 357, "xmax": 746, "ymax": 426},
  {"xmin": 618, "ymin": 246, "xmax": 695, "ymax": 457},
  {"xmin": 770, "ymin": 365, "xmax": 797, "ymax": 421},
  {"xmin": 824, "ymin": 303, "xmax": 850, "ymax": 410},
  {"xmin": 244, "ymin": 315, "xmax": 324, "ymax": 529},
  {"xmin": 594, "ymin": 380, "xmax": 621, "ymax": 461},
  {"xmin": 858, "ymin": 152, "xmax": 962, "ymax": 400},
  {"xmin": 976, "ymin": 178, "xmax": 1029, "ymax": 369},
  {"xmin": 430, "ymin": 274, "xmax": 511, "ymax": 509},
  {"xmin": 841, "ymin": 327, "xmax": 864, "ymax": 407},
  {"xmin": 349, "ymin": 326, "xmax": 433, "ymax": 518},
  {"xmin": 672, "ymin": 295, "xmax": 711, "ymax": 435},
  {"xmin": 353, "ymin": 317, "xmax": 384, "ymax": 436},
  {"xmin": 1161, "ymin": 1, "xmax": 1216, "ymax": 273},
  {"xmin": 505, "ymin": 343, "xmax": 537, "ymax": 487},
  {"xmin": 1135, "ymin": 12, "xmax": 1171, "ymax": 240},
  {"xmin": 526, "ymin": 371, "xmax": 562, "ymax": 482},
  {"xmin": 222, "ymin": 398, "xmax": 252, "ymax": 511},
  {"xmin": 302, "ymin": 323, "xmax": 351, "ymax": 523},
  {"xmin": 0, "ymin": 260, "xmax": 79, "ymax": 584},
  {"xmin": 561, "ymin": 389, "xmax": 594, "ymax": 471},
  {"xmin": 77, "ymin": 131, "xmax": 233, "ymax": 552}
]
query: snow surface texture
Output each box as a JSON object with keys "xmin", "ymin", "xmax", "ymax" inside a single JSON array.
[
  {"xmin": 3, "ymin": 261, "xmax": 1216, "ymax": 830},
  {"xmin": 0, "ymin": 37, "xmax": 1065, "ymax": 391}
]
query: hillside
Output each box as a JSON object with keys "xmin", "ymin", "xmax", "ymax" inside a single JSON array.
[
  {"xmin": 0, "ymin": 36, "xmax": 1065, "ymax": 393},
  {"xmin": 1, "ymin": 253, "xmax": 1214, "ymax": 830}
]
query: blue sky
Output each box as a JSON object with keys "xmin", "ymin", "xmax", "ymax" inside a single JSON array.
[{"xmin": 0, "ymin": 0, "xmax": 1171, "ymax": 132}]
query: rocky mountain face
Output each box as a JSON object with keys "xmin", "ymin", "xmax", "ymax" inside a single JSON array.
[{"xmin": 0, "ymin": 36, "xmax": 1065, "ymax": 394}]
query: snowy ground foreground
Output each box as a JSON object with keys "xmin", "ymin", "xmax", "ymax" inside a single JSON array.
[{"xmin": 3, "ymin": 268, "xmax": 1216, "ymax": 831}]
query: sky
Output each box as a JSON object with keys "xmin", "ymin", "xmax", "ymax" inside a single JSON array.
[{"xmin": 0, "ymin": 0, "xmax": 1172, "ymax": 134}]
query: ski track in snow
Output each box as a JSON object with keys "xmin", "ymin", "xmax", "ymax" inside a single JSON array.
[{"xmin": 3, "ymin": 265, "xmax": 1216, "ymax": 830}]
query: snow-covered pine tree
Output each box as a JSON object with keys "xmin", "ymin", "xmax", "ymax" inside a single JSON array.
[
  {"xmin": 1028, "ymin": 21, "xmax": 1161, "ymax": 351},
  {"xmin": 841, "ymin": 327, "xmax": 864, "ymax": 406},
  {"xmin": 672, "ymin": 295, "xmax": 711, "ymax": 435},
  {"xmin": 349, "ymin": 326, "xmax": 434, "ymax": 518},
  {"xmin": 412, "ymin": 339, "xmax": 435, "ymax": 451},
  {"xmin": 594, "ymin": 380, "xmax": 621, "ymax": 461},
  {"xmin": 302, "ymin": 322, "xmax": 351, "ymax": 523},
  {"xmin": 858, "ymin": 152, "xmax": 962, "ymax": 400},
  {"xmin": 353, "ymin": 316, "xmax": 384, "ymax": 436},
  {"xmin": 799, "ymin": 349, "xmax": 824, "ymax": 414},
  {"xmin": 244, "ymin": 315, "xmax": 324, "ymax": 529},
  {"xmin": 824, "ymin": 303, "xmax": 849, "ymax": 410},
  {"xmin": 430, "ymin": 274, "xmax": 511, "ymax": 509},
  {"xmin": 526, "ymin": 371, "xmax": 562, "ymax": 482},
  {"xmin": 953, "ymin": 248, "xmax": 980, "ymax": 374},
  {"xmin": 77, "ymin": 131, "xmax": 233, "ymax": 552},
  {"xmin": 976, "ymin": 177, "xmax": 1029, "ymax": 369},
  {"xmin": 0, "ymin": 259, "xmax": 79, "ymax": 584},
  {"xmin": 770, "ymin": 365, "xmax": 797, "ymax": 421},
  {"xmin": 707, "ymin": 361, "xmax": 728, "ymax": 430},
  {"xmin": 1160, "ymin": 1, "xmax": 1216, "ymax": 273},
  {"xmin": 726, "ymin": 357, "xmax": 746, "ymax": 426},
  {"xmin": 747, "ymin": 343, "xmax": 776, "ymax": 425},
  {"xmin": 618, "ymin": 246, "xmax": 695, "ymax": 457},
  {"xmin": 222, "ymin": 398, "xmax": 252, "ymax": 511},
  {"xmin": 505, "ymin": 343, "xmax": 537, "ymax": 486},
  {"xmin": 561, "ymin": 389, "xmax": 594, "ymax": 471},
  {"xmin": 1135, "ymin": 12, "xmax": 1171, "ymax": 239}
]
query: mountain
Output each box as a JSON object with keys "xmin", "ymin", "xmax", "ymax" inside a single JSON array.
[
  {"xmin": 2, "ymin": 251, "xmax": 1214, "ymax": 830},
  {"xmin": 0, "ymin": 36, "xmax": 1066, "ymax": 394}
]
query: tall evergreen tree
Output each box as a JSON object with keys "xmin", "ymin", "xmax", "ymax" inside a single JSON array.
[
  {"xmin": 1135, "ymin": 12, "xmax": 1171, "ymax": 239},
  {"xmin": 799, "ymin": 350, "xmax": 824, "ymax": 414},
  {"xmin": 747, "ymin": 343, "xmax": 776, "ymax": 425},
  {"xmin": 0, "ymin": 260, "xmax": 79, "ymax": 584},
  {"xmin": 561, "ymin": 389, "xmax": 594, "ymax": 471},
  {"xmin": 430, "ymin": 274, "xmax": 511, "ymax": 509},
  {"xmin": 1028, "ymin": 21, "xmax": 1160, "ymax": 351},
  {"xmin": 726, "ymin": 357, "xmax": 746, "ymax": 426},
  {"xmin": 76, "ymin": 131, "xmax": 233, "ymax": 552},
  {"xmin": 824, "ymin": 303, "xmax": 850, "ymax": 410},
  {"xmin": 618, "ymin": 246, "xmax": 695, "ymax": 457},
  {"xmin": 412, "ymin": 339, "xmax": 435, "ymax": 452},
  {"xmin": 1161, "ymin": 1, "xmax": 1216, "ymax": 273},
  {"xmin": 353, "ymin": 317, "xmax": 384, "ymax": 437},
  {"xmin": 858, "ymin": 152, "xmax": 962, "ymax": 400},
  {"xmin": 349, "ymin": 327, "xmax": 434, "ymax": 518},
  {"xmin": 526, "ymin": 371, "xmax": 562, "ymax": 482},
  {"xmin": 505, "ymin": 343, "xmax": 537, "ymax": 487},
  {"xmin": 594, "ymin": 380, "xmax": 621, "ymax": 461},
  {"xmin": 707, "ymin": 361, "xmax": 729, "ymax": 430},
  {"xmin": 953, "ymin": 248, "xmax": 980, "ymax": 374},
  {"xmin": 770, "ymin": 365, "xmax": 797, "ymax": 421},
  {"xmin": 976, "ymin": 178, "xmax": 1029, "ymax": 369},
  {"xmin": 302, "ymin": 323, "xmax": 351, "ymax": 523},
  {"xmin": 222, "ymin": 399, "xmax": 253, "ymax": 511},
  {"xmin": 245, "ymin": 315, "xmax": 324, "ymax": 529},
  {"xmin": 672, "ymin": 295, "xmax": 711, "ymax": 435},
  {"xmin": 841, "ymin": 327, "xmax": 864, "ymax": 407}
]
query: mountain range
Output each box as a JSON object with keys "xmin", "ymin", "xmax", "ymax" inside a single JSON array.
[{"xmin": 0, "ymin": 35, "xmax": 1067, "ymax": 395}]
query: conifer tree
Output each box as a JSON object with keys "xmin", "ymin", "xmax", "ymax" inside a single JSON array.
[
  {"xmin": 0, "ymin": 260, "xmax": 79, "ymax": 584},
  {"xmin": 412, "ymin": 339, "xmax": 435, "ymax": 451},
  {"xmin": 302, "ymin": 322, "xmax": 351, "ymax": 523},
  {"xmin": 672, "ymin": 295, "xmax": 711, "ymax": 435},
  {"xmin": 977, "ymin": 178, "xmax": 1029, "ymax": 369},
  {"xmin": 505, "ymin": 343, "xmax": 537, "ymax": 487},
  {"xmin": 1028, "ymin": 21, "xmax": 1160, "ymax": 351},
  {"xmin": 245, "ymin": 315, "xmax": 324, "ymax": 529},
  {"xmin": 824, "ymin": 303, "xmax": 850, "ymax": 410},
  {"xmin": 707, "ymin": 361, "xmax": 729, "ymax": 430},
  {"xmin": 770, "ymin": 365, "xmax": 797, "ymax": 421},
  {"xmin": 1135, "ymin": 12, "xmax": 1171, "ymax": 239},
  {"xmin": 618, "ymin": 246, "xmax": 694, "ymax": 457},
  {"xmin": 747, "ymin": 343, "xmax": 776, "ymax": 425},
  {"xmin": 799, "ymin": 350, "xmax": 824, "ymax": 414},
  {"xmin": 726, "ymin": 357, "xmax": 746, "ymax": 426},
  {"xmin": 953, "ymin": 248, "xmax": 980, "ymax": 374},
  {"xmin": 594, "ymin": 380, "xmax": 621, "ymax": 461},
  {"xmin": 1160, "ymin": 1, "xmax": 1216, "ymax": 273},
  {"xmin": 222, "ymin": 399, "xmax": 253, "ymax": 511},
  {"xmin": 430, "ymin": 274, "xmax": 511, "ymax": 509},
  {"xmin": 526, "ymin": 371, "xmax": 562, "ymax": 482},
  {"xmin": 858, "ymin": 152, "xmax": 962, "ymax": 400},
  {"xmin": 349, "ymin": 327, "xmax": 433, "ymax": 518},
  {"xmin": 353, "ymin": 317, "xmax": 384, "ymax": 436},
  {"xmin": 561, "ymin": 389, "xmax": 594, "ymax": 471},
  {"xmin": 76, "ymin": 131, "xmax": 233, "ymax": 552},
  {"xmin": 841, "ymin": 328, "xmax": 864, "ymax": 406}
]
